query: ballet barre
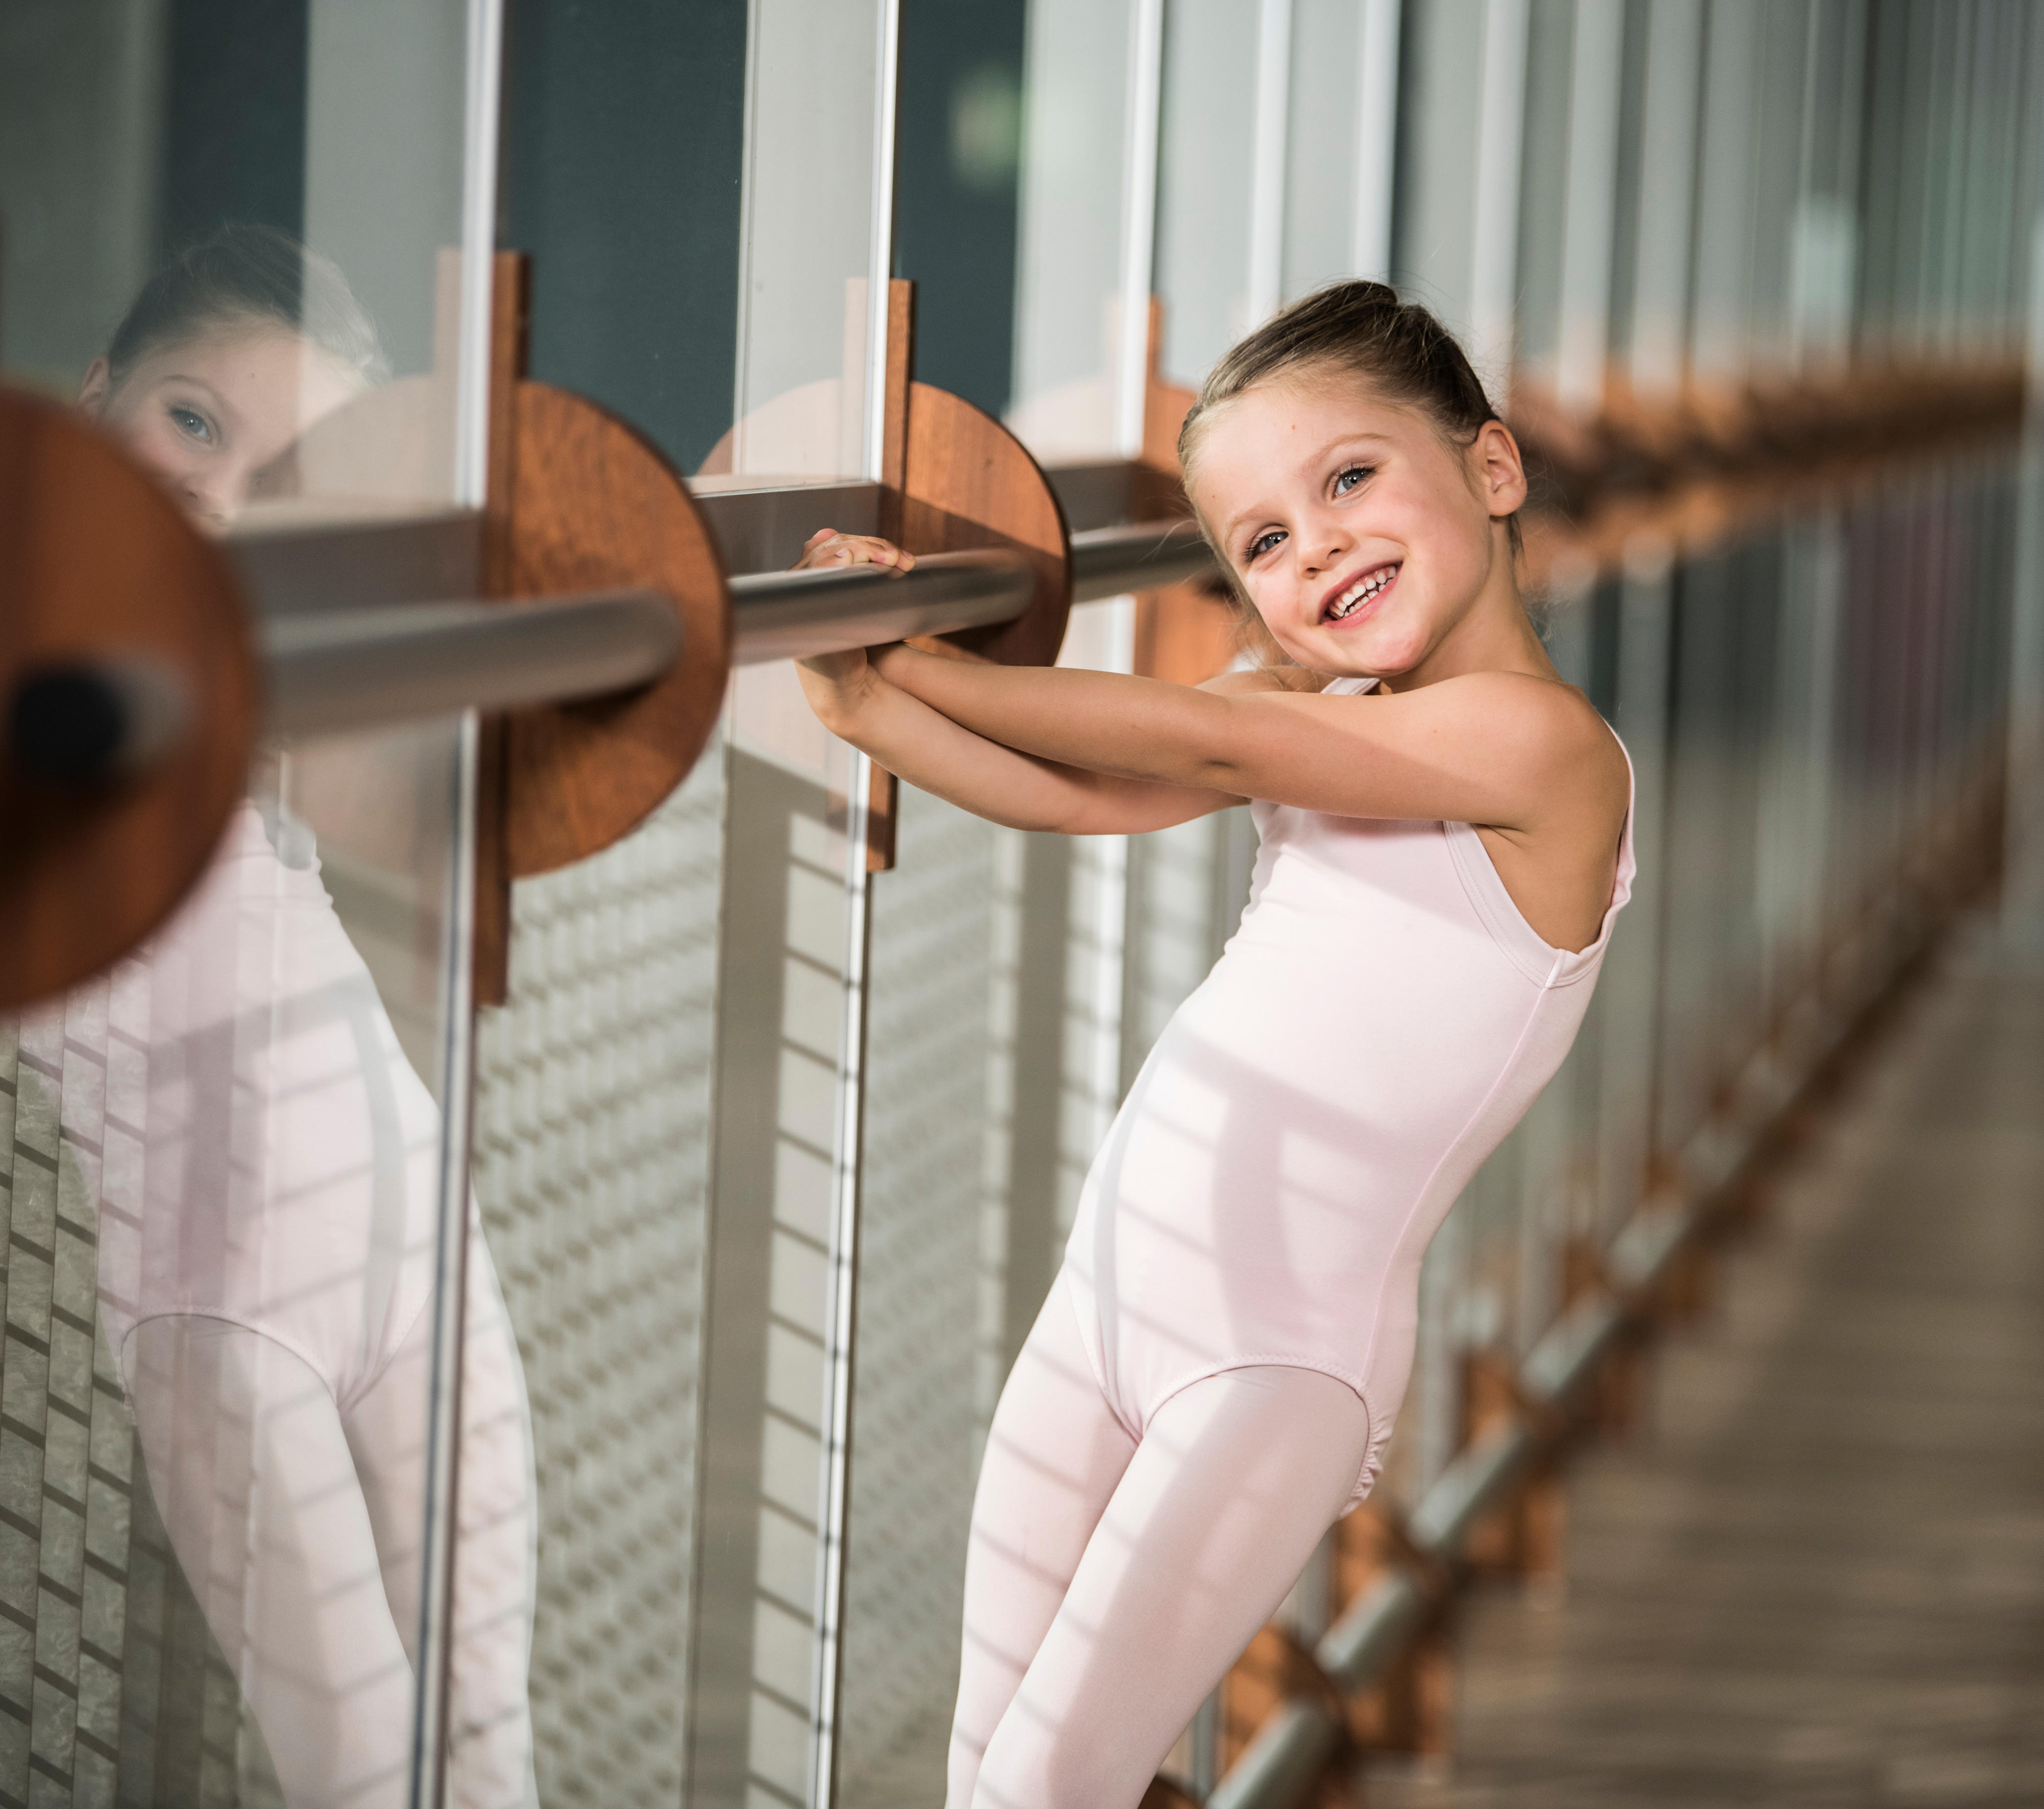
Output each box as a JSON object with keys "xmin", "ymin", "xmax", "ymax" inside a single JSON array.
[
  {"xmin": 12, "ymin": 549, "xmax": 1046, "ymax": 770},
  {"xmin": 263, "ymin": 590, "xmax": 681, "ymax": 735},
  {"xmin": 1067, "ymin": 518, "xmax": 1215, "ymax": 603},
  {"xmin": 256, "ymin": 546, "xmax": 1041, "ymax": 731},
  {"xmin": 729, "ymin": 546, "xmax": 1036, "ymax": 664}
]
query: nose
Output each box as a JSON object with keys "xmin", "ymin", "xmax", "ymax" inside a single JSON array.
[
  {"xmin": 184, "ymin": 469, "xmax": 235, "ymax": 533},
  {"xmin": 1297, "ymin": 523, "xmax": 1352, "ymax": 579}
]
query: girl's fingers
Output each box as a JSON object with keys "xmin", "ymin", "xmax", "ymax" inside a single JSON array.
[{"xmin": 792, "ymin": 531, "xmax": 916, "ymax": 572}]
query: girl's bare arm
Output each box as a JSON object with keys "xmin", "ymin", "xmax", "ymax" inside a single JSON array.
[
  {"xmin": 798, "ymin": 652, "xmax": 1241, "ymax": 834},
  {"xmin": 787, "ymin": 529, "xmax": 1241, "ymax": 833},
  {"xmin": 865, "ymin": 641, "xmax": 1624, "ymax": 835}
]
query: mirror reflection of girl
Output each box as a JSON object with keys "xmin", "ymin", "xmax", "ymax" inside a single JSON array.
[
  {"xmin": 58, "ymin": 224, "xmax": 538, "ymax": 1808},
  {"xmin": 797, "ymin": 283, "xmax": 1633, "ymax": 1809},
  {"xmin": 79, "ymin": 222, "xmax": 384, "ymax": 531}
]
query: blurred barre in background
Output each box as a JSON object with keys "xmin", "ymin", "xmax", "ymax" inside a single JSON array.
[{"xmin": 0, "ymin": 0, "xmax": 2040, "ymax": 1805}]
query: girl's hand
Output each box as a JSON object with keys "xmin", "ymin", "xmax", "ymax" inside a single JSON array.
[
  {"xmin": 792, "ymin": 530, "xmax": 912, "ymax": 692},
  {"xmin": 793, "ymin": 528, "xmax": 915, "ymax": 573}
]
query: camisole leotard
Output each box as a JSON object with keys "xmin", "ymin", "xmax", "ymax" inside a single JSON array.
[{"xmin": 1061, "ymin": 676, "xmax": 1635, "ymax": 1508}]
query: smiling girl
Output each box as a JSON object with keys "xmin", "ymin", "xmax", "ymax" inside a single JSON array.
[
  {"xmin": 796, "ymin": 280, "xmax": 1632, "ymax": 1809},
  {"xmin": 79, "ymin": 221, "xmax": 386, "ymax": 530},
  {"xmin": 59, "ymin": 227, "xmax": 537, "ymax": 1808}
]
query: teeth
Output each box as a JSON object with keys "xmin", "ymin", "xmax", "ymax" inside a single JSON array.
[{"xmin": 1328, "ymin": 566, "xmax": 1396, "ymax": 620}]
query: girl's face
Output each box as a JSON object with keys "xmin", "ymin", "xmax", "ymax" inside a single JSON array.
[
  {"xmin": 79, "ymin": 325, "xmax": 360, "ymax": 532},
  {"xmin": 1189, "ymin": 374, "xmax": 1526, "ymax": 681}
]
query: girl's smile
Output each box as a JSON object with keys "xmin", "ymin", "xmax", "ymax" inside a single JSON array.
[
  {"xmin": 1188, "ymin": 376, "xmax": 1528, "ymax": 688},
  {"xmin": 1321, "ymin": 559, "xmax": 1401, "ymax": 625}
]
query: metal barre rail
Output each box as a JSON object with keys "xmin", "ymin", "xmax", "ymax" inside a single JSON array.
[
  {"xmin": 1069, "ymin": 518, "xmax": 1216, "ymax": 603},
  {"xmin": 264, "ymin": 590, "xmax": 683, "ymax": 736},
  {"xmin": 267, "ymin": 546, "xmax": 1043, "ymax": 729},
  {"xmin": 264, "ymin": 546, "xmax": 1044, "ymax": 729},
  {"xmin": 12, "ymin": 531, "xmax": 1209, "ymax": 784},
  {"xmin": 729, "ymin": 546, "xmax": 1034, "ymax": 664},
  {"xmin": 727, "ymin": 523, "xmax": 1219, "ymax": 659}
]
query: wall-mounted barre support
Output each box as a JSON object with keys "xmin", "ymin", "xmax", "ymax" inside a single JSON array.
[{"xmin": 0, "ymin": 388, "xmax": 259, "ymax": 1012}]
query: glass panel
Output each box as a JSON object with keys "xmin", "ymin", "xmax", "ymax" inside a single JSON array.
[
  {"xmin": 691, "ymin": 687, "xmax": 865, "ymax": 1807},
  {"xmin": 0, "ymin": 0, "xmax": 486, "ymax": 524},
  {"xmin": 500, "ymin": 0, "xmax": 890, "ymax": 501},
  {"xmin": 889, "ymin": 1, "xmax": 1029, "ymax": 424},
  {"xmin": 483, "ymin": 25, "xmax": 763, "ymax": 1792},
  {"xmin": 1, "ymin": 7, "xmax": 497, "ymax": 1803},
  {"xmin": 1154, "ymin": 0, "xmax": 1260, "ymax": 391},
  {"xmin": 1282, "ymin": 0, "xmax": 1400, "ymax": 301},
  {"xmin": 718, "ymin": 0, "xmax": 890, "ymax": 486},
  {"xmin": 1006, "ymin": 0, "xmax": 1152, "ymax": 462},
  {"xmin": 0, "ymin": 716, "xmax": 483, "ymax": 1807},
  {"xmin": 469, "ymin": 754, "xmax": 723, "ymax": 1809},
  {"xmin": 486, "ymin": 5, "xmax": 900, "ymax": 1804},
  {"xmin": 891, "ymin": 0, "xmax": 1157, "ymax": 469},
  {"xmin": 835, "ymin": 790, "xmax": 1005, "ymax": 1808}
]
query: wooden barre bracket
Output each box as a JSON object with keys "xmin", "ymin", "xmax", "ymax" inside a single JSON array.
[
  {"xmin": 884, "ymin": 279, "xmax": 1073, "ymax": 674},
  {"xmin": 858, "ymin": 277, "xmax": 1074, "ymax": 871},
  {"xmin": 0, "ymin": 388, "xmax": 259, "ymax": 1011},
  {"xmin": 473, "ymin": 250, "xmax": 735, "ymax": 999}
]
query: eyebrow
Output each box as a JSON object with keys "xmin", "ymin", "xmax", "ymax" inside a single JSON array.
[
  {"xmin": 1218, "ymin": 430, "xmax": 1397, "ymax": 543},
  {"xmin": 157, "ymin": 373, "xmax": 231, "ymax": 410}
]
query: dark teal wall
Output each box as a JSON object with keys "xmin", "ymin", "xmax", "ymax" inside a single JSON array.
[
  {"xmin": 892, "ymin": 0, "xmax": 1027, "ymax": 419},
  {"xmin": 499, "ymin": 0, "xmax": 749, "ymax": 476},
  {"xmin": 160, "ymin": 0, "xmax": 309, "ymax": 250}
]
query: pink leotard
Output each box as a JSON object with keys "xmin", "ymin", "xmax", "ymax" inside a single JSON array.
[{"xmin": 1061, "ymin": 676, "xmax": 1635, "ymax": 1509}]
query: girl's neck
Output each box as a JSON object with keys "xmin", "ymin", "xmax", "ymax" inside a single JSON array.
[{"xmin": 1379, "ymin": 536, "xmax": 1554, "ymax": 694}]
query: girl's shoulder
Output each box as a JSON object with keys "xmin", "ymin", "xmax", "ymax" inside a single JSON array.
[{"xmin": 1433, "ymin": 669, "xmax": 1626, "ymax": 770}]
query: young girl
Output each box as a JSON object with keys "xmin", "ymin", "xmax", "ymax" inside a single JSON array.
[
  {"xmin": 79, "ymin": 221, "xmax": 387, "ymax": 530},
  {"xmin": 797, "ymin": 281, "xmax": 1633, "ymax": 1809},
  {"xmin": 56, "ymin": 225, "xmax": 538, "ymax": 1807}
]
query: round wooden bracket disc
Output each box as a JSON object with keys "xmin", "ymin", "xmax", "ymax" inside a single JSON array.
[
  {"xmin": 901, "ymin": 382, "xmax": 1072, "ymax": 666},
  {"xmin": 502, "ymin": 381, "xmax": 733, "ymax": 878},
  {"xmin": 0, "ymin": 388, "xmax": 258, "ymax": 1010}
]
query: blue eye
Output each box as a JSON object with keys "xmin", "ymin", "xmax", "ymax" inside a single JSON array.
[
  {"xmin": 169, "ymin": 406, "xmax": 214, "ymax": 445},
  {"xmin": 1245, "ymin": 528, "xmax": 1286, "ymax": 562},
  {"xmin": 1333, "ymin": 464, "xmax": 1373, "ymax": 496}
]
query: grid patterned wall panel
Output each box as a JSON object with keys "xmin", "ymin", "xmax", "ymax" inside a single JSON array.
[
  {"xmin": 0, "ymin": 997, "xmax": 278, "ymax": 1809},
  {"xmin": 837, "ymin": 787, "xmax": 1003, "ymax": 1809},
  {"xmin": 470, "ymin": 748, "xmax": 727, "ymax": 1808}
]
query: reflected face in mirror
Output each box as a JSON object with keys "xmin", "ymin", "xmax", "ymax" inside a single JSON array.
[
  {"xmin": 1189, "ymin": 378, "xmax": 1525, "ymax": 683},
  {"xmin": 79, "ymin": 327, "xmax": 361, "ymax": 532}
]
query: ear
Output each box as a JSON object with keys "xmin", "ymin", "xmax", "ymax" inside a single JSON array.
[
  {"xmin": 1470, "ymin": 419, "xmax": 1528, "ymax": 518},
  {"xmin": 77, "ymin": 358, "xmax": 112, "ymax": 417}
]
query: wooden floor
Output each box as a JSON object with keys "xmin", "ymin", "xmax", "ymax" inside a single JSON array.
[{"xmin": 1366, "ymin": 930, "xmax": 2044, "ymax": 1809}]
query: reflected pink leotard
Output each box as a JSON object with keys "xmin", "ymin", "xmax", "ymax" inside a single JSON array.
[{"xmin": 1061, "ymin": 676, "xmax": 1635, "ymax": 1508}]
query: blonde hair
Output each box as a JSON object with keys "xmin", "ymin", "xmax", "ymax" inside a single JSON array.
[
  {"xmin": 1179, "ymin": 280, "xmax": 1522, "ymax": 571},
  {"xmin": 107, "ymin": 222, "xmax": 388, "ymax": 391}
]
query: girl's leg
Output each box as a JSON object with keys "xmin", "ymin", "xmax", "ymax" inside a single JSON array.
[
  {"xmin": 973, "ymin": 1364, "xmax": 1372, "ymax": 1809},
  {"xmin": 949, "ymin": 1285, "xmax": 1139, "ymax": 1808},
  {"xmin": 347, "ymin": 1227, "xmax": 539, "ymax": 1808}
]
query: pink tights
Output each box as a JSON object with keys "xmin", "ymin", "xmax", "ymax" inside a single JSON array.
[{"xmin": 947, "ymin": 1285, "xmax": 1373, "ymax": 1809}]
